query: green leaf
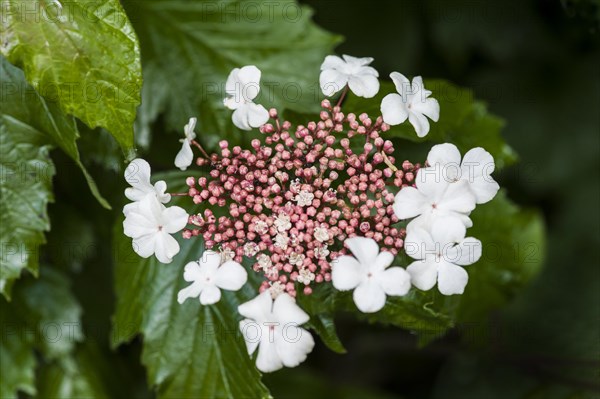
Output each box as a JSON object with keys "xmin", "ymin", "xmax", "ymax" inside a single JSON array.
[
  {"xmin": 344, "ymin": 80, "xmax": 518, "ymax": 169},
  {"xmin": 36, "ymin": 346, "xmax": 111, "ymax": 399},
  {"xmin": 121, "ymin": 0, "xmax": 341, "ymax": 148},
  {"xmin": 0, "ymin": 268, "xmax": 83, "ymax": 398},
  {"xmin": 1, "ymin": 57, "xmax": 110, "ymax": 209},
  {"xmin": 454, "ymin": 190, "xmax": 546, "ymax": 324},
  {"xmin": 1, "ymin": 0, "xmax": 142, "ymax": 152},
  {"xmin": 0, "ymin": 105, "xmax": 54, "ymax": 299},
  {"xmin": 296, "ymin": 284, "xmax": 346, "ymax": 354},
  {"xmin": 112, "ymin": 176, "xmax": 271, "ymax": 398}
]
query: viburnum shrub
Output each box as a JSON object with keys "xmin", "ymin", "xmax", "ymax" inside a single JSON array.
[{"xmin": 122, "ymin": 54, "xmax": 499, "ymax": 373}]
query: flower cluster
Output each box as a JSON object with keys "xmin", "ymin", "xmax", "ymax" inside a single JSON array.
[{"xmin": 122, "ymin": 54, "xmax": 499, "ymax": 373}]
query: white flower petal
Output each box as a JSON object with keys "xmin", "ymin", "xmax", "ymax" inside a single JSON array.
[
  {"xmin": 273, "ymin": 293, "xmax": 309, "ymax": 326},
  {"xmin": 276, "ymin": 326, "xmax": 315, "ymax": 368},
  {"xmin": 246, "ymin": 103, "xmax": 270, "ymax": 128},
  {"xmin": 175, "ymin": 139, "xmax": 194, "ymax": 171},
  {"xmin": 184, "ymin": 117, "xmax": 197, "ymax": 140},
  {"xmin": 389, "ymin": 72, "xmax": 410, "ymax": 96},
  {"xmin": 438, "ymin": 179, "xmax": 477, "ymax": 214},
  {"xmin": 131, "ymin": 234, "xmax": 156, "ymax": 259},
  {"xmin": 431, "ymin": 216, "xmax": 466, "ymax": 245},
  {"xmin": 469, "ymin": 177, "xmax": 500, "ymax": 204},
  {"xmin": 182, "ymin": 261, "xmax": 202, "ymax": 282},
  {"xmin": 321, "ymin": 55, "xmax": 346, "ymax": 70},
  {"xmin": 154, "ymin": 232, "xmax": 180, "ymax": 264},
  {"xmin": 199, "ymin": 284, "xmax": 222, "ymax": 305},
  {"xmin": 239, "ymin": 319, "xmax": 261, "ymax": 355},
  {"xmin": 331, "ymin": 256, "xmax": 364, "ymax": 291},
  {"xmin": 412, "ymin": 97, "xmax": 440, "ymax": 122},
  {"xmin": 177, "ymin": 282, "xmax": 203, "ymax": 304},
  {"xmin": 123, "ymin": 212, "xmax": 157, "ymax": 238},
  {"xmin": 461, "ymin": 147, "xmax": 499, "ymax": 203},
  {"xmin": 344, "ymin": 236, "xmax": 379, "ymax": 265},
  {"xmin": 437, "ymin": 261, "xmax": 469, "ymax": 295},
  {"xmin": 153, "ymin": 181, "xmax": 171, "ymax": 203},
  {"xmin": 408, "ymin": 110, "xmax": 431, "ymax": 137},
  {"xmin": 371, "ymin": 251, "xmax": 394, "ymax": 273},
  {"xmin": 451, "ymin": 237, "xmax": 482, "ymax": 266},
  {"xmin": 237, "ymin": 65, "xmax": 261, "ymax": 101},
  {"xmin": 342, "ymin": 54, "xmax": 374, "ymax": 66},
  {"xmin": 381, "ymin": 93, "xmax": 408, "ymax": 125},
  {"xmin": 214, "ymin": 261, "xmax": 248, "ymax": 291},
  {"xmin": 238, "ymin": 291, "xmax": 272, "ymax": 323},
  {"xmin": 124, "ymin": 158, "xmax": 151, "ymax": 191},
  {"xmin": 256, "ymin": 339, "xmax": 283, "ymax": 373},
  {"xmin": 393, "ymin": 186, "xmax": 427, "ymax": 220},
  {"xmin": 404, "ymin": 227, "xmax": 435, "ymax": 260},
  {"xmin": 377, "ymin": 267, "xmax": 411, "ymax": 296},
  {"xmin": 347, "ymin": 74, "xmax": 379, "ymax": 98},
  {"xmin": 427, "ymin": 143, "xmax": 462, "ymax": 168},
  {"xmin": 319, "ymin": 69, "xmax": 348, "ymax": 96},
  {"xmin": 162, "ymin": 206, "xmax": 188, "ymax": 233},
  {"xmin": 406, "ymin": 259, "xmax": 438, "ymax": 291},
  {"xmin": 352, "ymin": 280, "xmax": 386, "ymax": 313},
  {"xmin": 415, "ymin": 167, "xmax": 448, "ymax": 199}
]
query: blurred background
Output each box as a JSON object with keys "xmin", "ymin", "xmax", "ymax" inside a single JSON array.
[{"xmin": 15, "ymin": 0, "xmax": 598, "ymax": 398}]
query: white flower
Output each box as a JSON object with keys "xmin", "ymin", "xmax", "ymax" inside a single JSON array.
[
  {"xmin": 123, "ymin": 195, "xmax": 188, "ymax": 264},
  {"xmin": 404, "ymin": 217, "xmax": 482, "ymax": 295},
  {"xmin": 314, "ymin": 245, "xmax": 330, "ymax": 260},
  {"xmin": 257, "ymin": 253, "xmax": 272, "ymax": 270},
  {"xmin": 331, "ymin": 237, "xmax": 411, "ymax": 313},
  {"xmin": 244, "ymin": 242, "xmax": 259, "ymax": 257},
  {"xmin": 274, "ymin": 233, "xmax": 289, "ymax": 250},
  {"xmin": 297, "ymin": 268, "xmax": 315, "ymax": 285},
  {"xmin": 174, "ymin": 117, "xmax": 197, "ymax": 171},
  {"xmin": 274, "ymin": 213, "xmax": 291, "ymax": 232},
  {"xmin": 381, "ymin": 72, "xmax": 440, "ymax": 137},
  {"xmin": 254, "ymin": 220, "xmax": 269, "ymax": 235},
  {"xmin": 220, "ymin": 247, "xmax": 235, "ymax": 262},
  {"xmin": 268, "ymin": 281, "xmax": 285, "ymax": 298},
  {"xmin": 426, "ymin": 143, "xmax": 500, "ymax": 204},
  {"xmin": 313, "ymin": 227, "xmax": 329, "ymax": 243},
  {"xmin": 289, "ymin": 252, "xmax": 305, "ymax": 267},
  {"xmin": 177, "ymin": 250, "xmax": 247, "ymax": 305},
  {"xmin": 238, "ymin": 291, "xmax": 315, "ymax": 373},
  {"xmin": 393, "ymin": 166, "xmax": 477, "ymax": 230},
  {"xmin": 320, "ymin": 55, "xmax": 380, "ymax": 98},
  {"xmin": 123, "ymin": 159, "xmax": 170, "ymax": 215},
  {"xmin": 294, "ymin": 190, "xmax": 314, "ymax": 207},
  {"xmin": 223, "ymin": 65, "xmax": 269, "ymax": 130}
]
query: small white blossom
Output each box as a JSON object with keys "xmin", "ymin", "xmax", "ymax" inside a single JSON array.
[
  {"xmin": 404, "ymin": 217, "xmax": 482, "ymax": 295},
  {"xmin": 393, "ymin": 162, "xmax": 477, "ymax": 230},
  {"xmin": 174, "ymin": 117, "xmax": 197, "ymax": 171},
  {"xmin": 294, "ymin": 190, "xmax": 314, "ymax": 207},
  {"xmin": 320, "ymin": 55, "xmax": 380, "ymax": 98},
  {"xmin": 296, "ymin": 268, "xmax": 315, "ymax": 285},
  {"xmin": 123, "ymin": 195, "xmax": 188, "ymax": 264},
  {"xmin": 268, "ymin": 281, "xmax": 285, "ymax": 298},
  {"xmin": 315, "ymin": 245, "xmax": 330, "ymax": 260},
  {"xmin": 313, "ymin": 227, "xmax": 329, "ymax": 243},
  {"xmin": 274, "ymin": 213, "xmax": 291, "ymax": 232},
  {"xmin": 274, "ymin": 233, "xmax": 289, "ymax": 250},
  {"xmin": 331, "ymin": 237, "xmax": 411, "ymax": 313},
  {"xmin": 289, "ymin": 179, "xmax": 301, "ymax": 193},
  {"xmin": 244, "ymin": 242, "xmax": 259, "ymax": 257},
  {"xmin": 381, "ymin": 72, "xmax": 440, "ymax": 137},
  {"xmin": 177, "ymin": 250, "xmax": 248, "ymax": 305},
  {"xmin": 289, "ymin": 252, "xmax": 305, "ymax": 267},
  {"xmin": 257, "ymin": 253, "xmax": 272, "ymax": 270},
  {"xmin": 239, "ymin": 291, "xmax": 315, "ymax": 373},
  {"xmin": 223, "ymin": 65, "xmax": 269, "ymax": 130},
  {"xmin": 426, "ymin": 143, "xmax": 500, "ymax": 204},
  {"xmin": 254, "ymin": 220, "xmax": 269, "ymax": 235},
  {"xmin": 123, "ymin": 159, "xmax": 170, "ymax": 215},
  {"xmin": 220, "ymin": 247, "xmax": 235, "ymax": 263}
]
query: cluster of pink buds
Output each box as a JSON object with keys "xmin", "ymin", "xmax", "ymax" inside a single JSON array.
[{"xmin": 178, "ymin": 100, "xmax": 420, "ymax": 297}]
